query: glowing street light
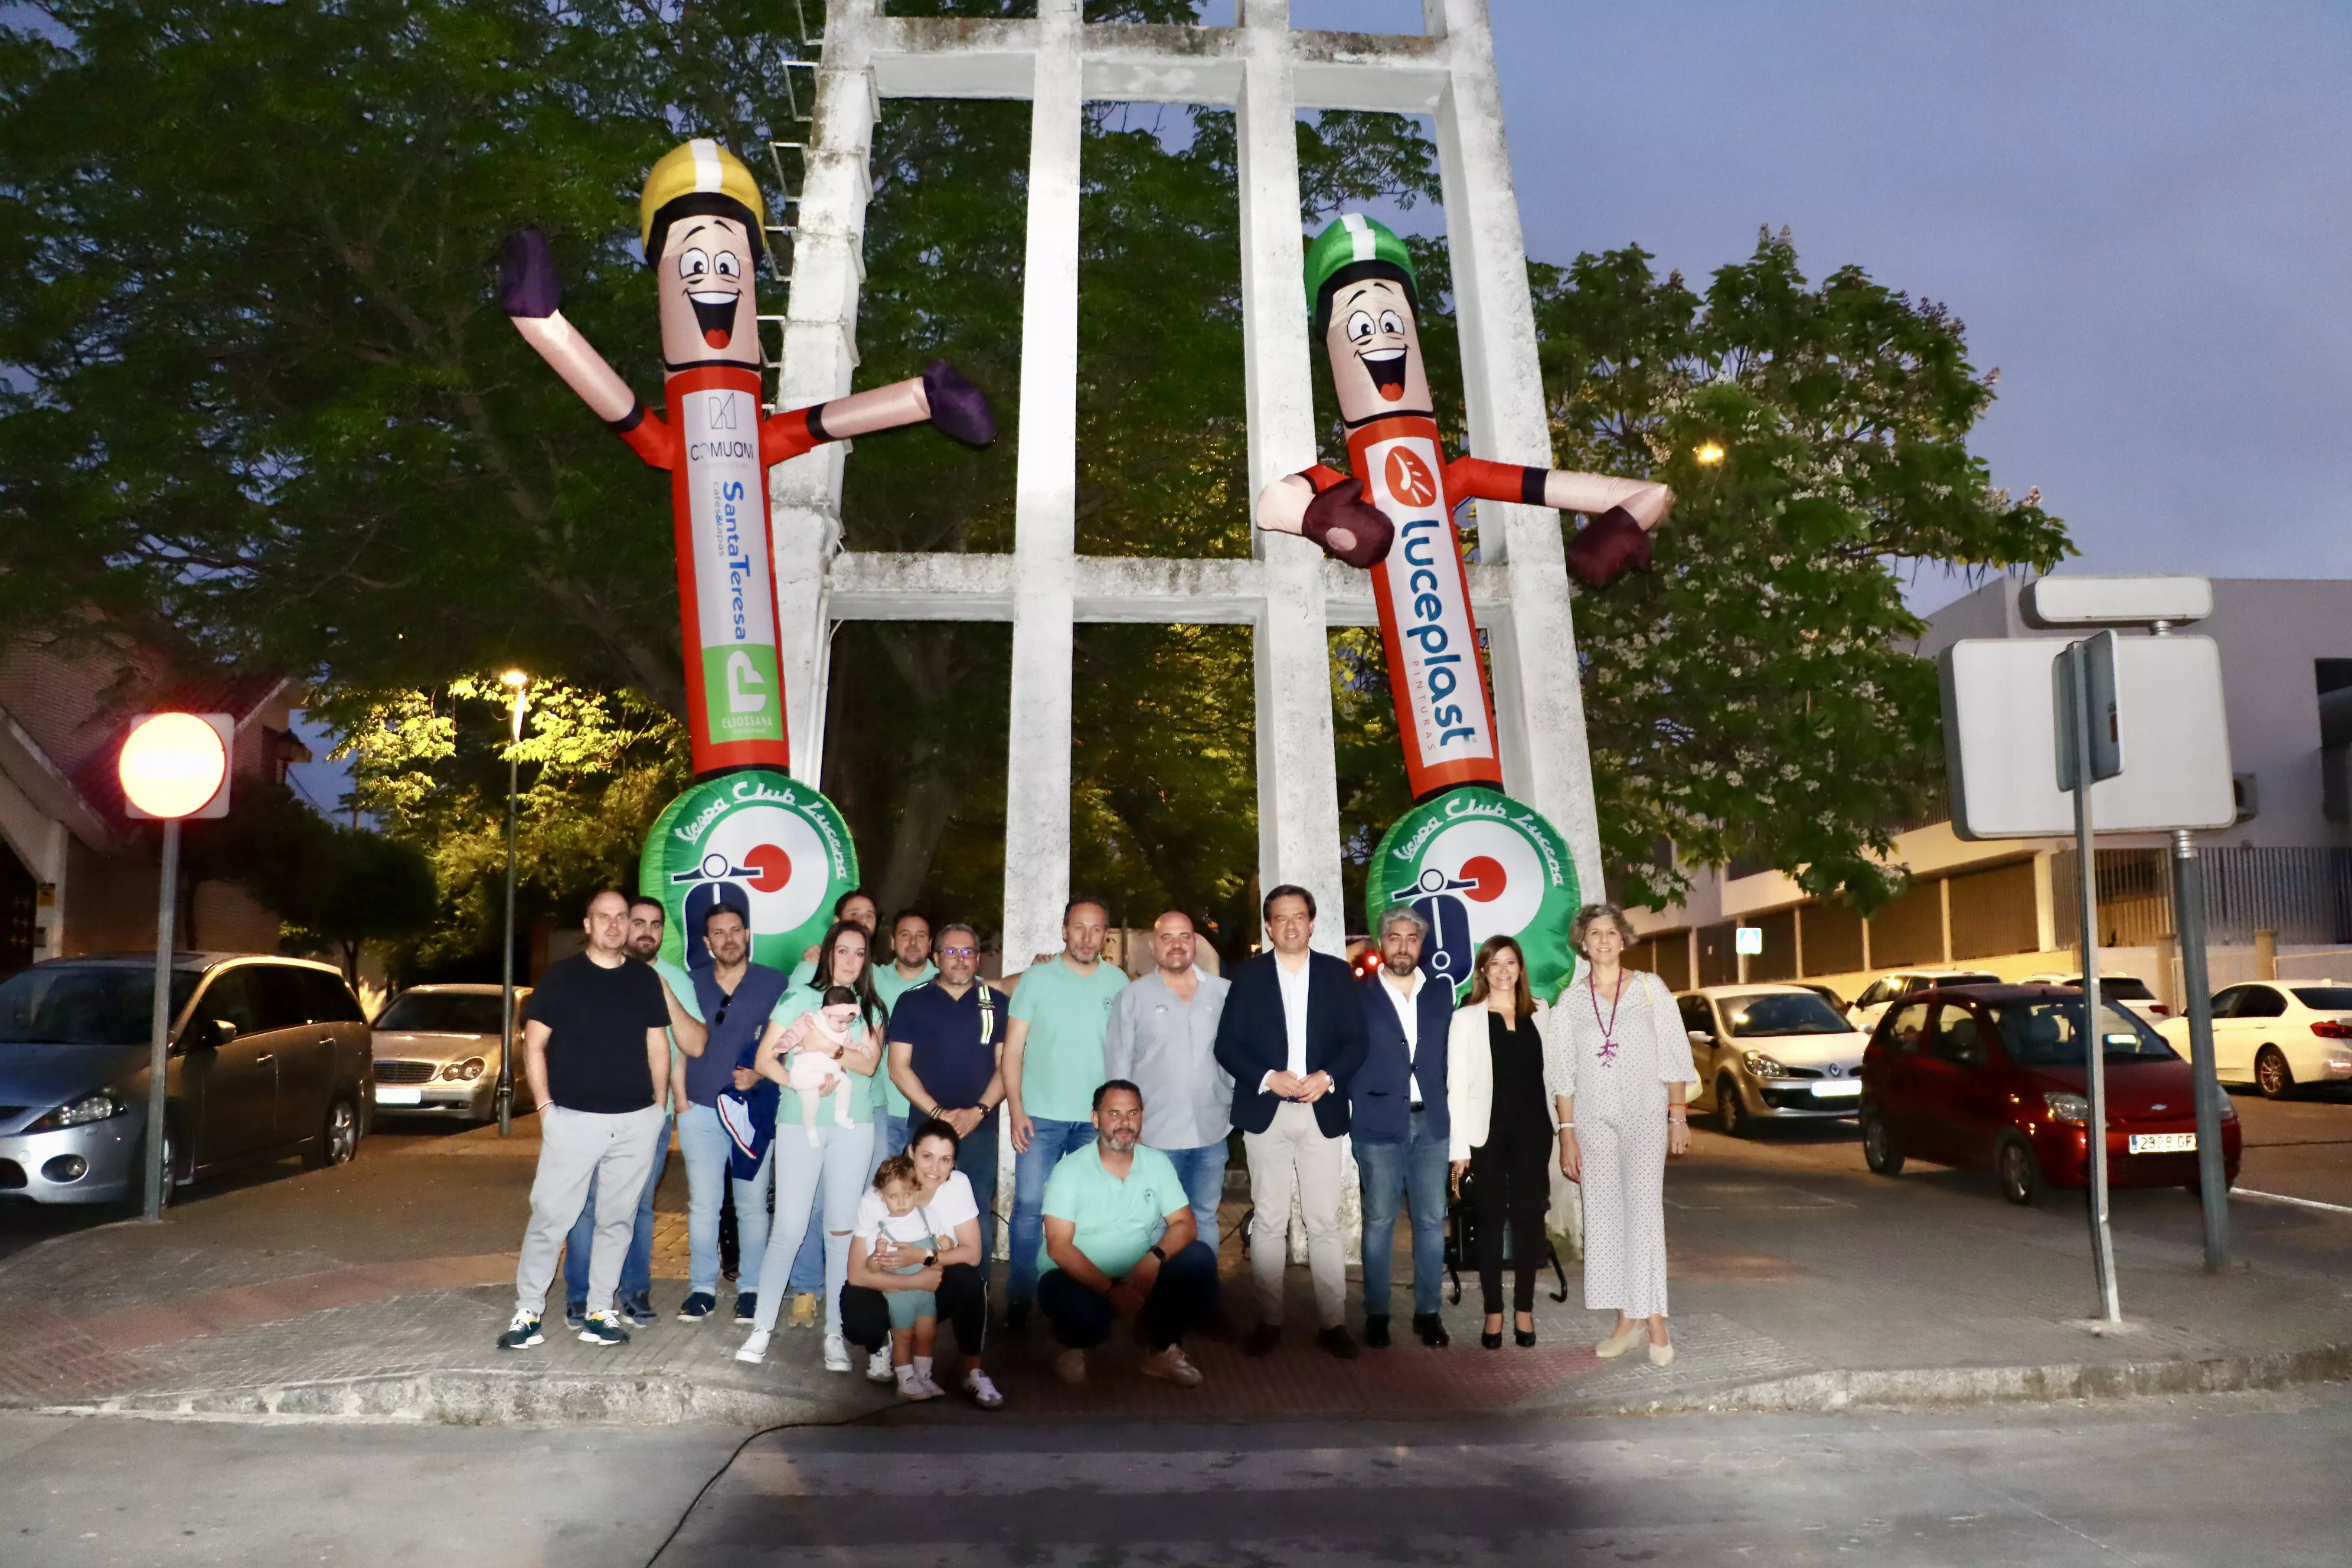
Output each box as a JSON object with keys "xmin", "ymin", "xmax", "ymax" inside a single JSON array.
[
  {"xmin": 119, "ymin": 711, "xmax": 233, "ymax": 1221},
  {"xmin": 1694, "ymin": 442, "xmax": 1727, "ymax": 467}
]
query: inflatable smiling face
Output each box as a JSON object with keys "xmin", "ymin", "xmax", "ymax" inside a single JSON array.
[
  {"xmin": 655, "ymin": 211, "xmax": 761, "ymax": 368},
  {"xmin": 1306, "ymin": 213, "xmax": 1433, "ymax": 424},
  {"xmin": 640, "ymin": 138, "xmax": 768, "ymax": 371}
]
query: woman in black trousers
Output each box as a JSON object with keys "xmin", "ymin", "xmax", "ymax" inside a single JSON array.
[
  {"xmin": 838, "ymin": 1121, "xmax": 1004, "ymax": 1408},
  {"xmin": 1446, "ymin": 935, "xmax": 1554, "ymax": 1348}
]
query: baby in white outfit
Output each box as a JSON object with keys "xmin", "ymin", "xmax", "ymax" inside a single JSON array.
[{"xmin": 782, "ymin": 988, "xmax": 862, "ymax": 1146}]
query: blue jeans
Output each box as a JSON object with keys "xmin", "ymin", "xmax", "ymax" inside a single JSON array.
[
  {"xmin": 1158, "ymin": 1140, "xmax": 1229, "ymax": 1255},
  {"xmin": 1008, "ymin": 1115, "xmax": 1097, "ymax": 1307},
  {"xmin": 882, "ymin": 1112, "xmax": 912, "ymax": 1159},
  {"xmin": 784, "ymin": 1105, "xmax": 887, "ymax": 1298},
  {"xmin": 566, "ymin": 1112, "xmax": 671, "ymax": 1305},
  {"xmin": 1354, "ymin": 1116, "xmax": 1450, "ymax": 1319},
  {"xmin": 678, "ymin": 1103, "xmax": 766, "ymax": 1299}
]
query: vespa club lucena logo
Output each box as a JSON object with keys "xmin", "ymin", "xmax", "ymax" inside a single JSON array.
[
  {"xmin": 640, "ymin": 770, "xmax": 858, "ymax": 973},
  {"xmin": 1367, "ymin": 786, "xmax": 1580, "ymax": 1004}
]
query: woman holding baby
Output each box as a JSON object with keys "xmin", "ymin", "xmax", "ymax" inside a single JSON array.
[{"xmin": 734, "ymin": 922, "xmax": 887, "ymax": 1371}]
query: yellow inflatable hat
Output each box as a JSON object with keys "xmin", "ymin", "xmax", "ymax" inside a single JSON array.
[{"xmin": 641, "ymin": 139, "xmax": 767, "ymax": 264}]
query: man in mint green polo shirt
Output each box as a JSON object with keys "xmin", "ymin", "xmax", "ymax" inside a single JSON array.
[
  {"xmin": 871, "ymin": 909, "xmax": 938, "ymax": 1157},
  {"xmin": 1003, "ymin": 896, "xmax": 1132, "ymax": 1325},
  {"xmin": 1038, "ymin": 1079, "xmax": 1216, "ymax": 1387}
]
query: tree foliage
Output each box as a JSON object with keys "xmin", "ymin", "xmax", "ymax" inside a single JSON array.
[{"xmin": 1, "ymin": 1, "xmax": 2069, "ymax": 964}]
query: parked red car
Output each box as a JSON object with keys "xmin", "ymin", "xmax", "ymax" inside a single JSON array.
[{"xmin": 1858, "ymin": 982, "xmax": 2241, "ymax": 1205}]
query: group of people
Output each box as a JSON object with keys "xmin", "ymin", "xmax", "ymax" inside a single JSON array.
[{"xmin": 496, "ymin": 880, "xmax": 1697, "ymax": 1408}]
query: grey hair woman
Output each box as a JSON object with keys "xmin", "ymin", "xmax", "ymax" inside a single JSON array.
[{"xmin": 1543, "ymin": 901, "xmax": 1696, "ymax": 1365}]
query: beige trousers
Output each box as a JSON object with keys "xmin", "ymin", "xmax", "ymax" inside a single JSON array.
[{"xmin": 1244, "ymin": 1100, "xmax": 1347, "ymax": 1327}]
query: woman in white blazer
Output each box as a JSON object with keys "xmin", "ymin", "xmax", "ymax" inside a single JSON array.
[
  {"xmin": 1547, "ymin": 903, "xmax": 1696, "ymax": 1366},
  {"xmin": 1446, "ymin": 936, "xmax": 1556, "ymax": 1350}
]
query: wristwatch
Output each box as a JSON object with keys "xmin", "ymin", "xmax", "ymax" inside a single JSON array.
[{"xmin": 1148, "ymin": 1244, "xmax": 1168, "ymax": 1262}]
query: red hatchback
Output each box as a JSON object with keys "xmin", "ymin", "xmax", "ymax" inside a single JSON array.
[{"xmin": 1858, "ymin": 983, "xmax": 2242, "ymax": 1205}]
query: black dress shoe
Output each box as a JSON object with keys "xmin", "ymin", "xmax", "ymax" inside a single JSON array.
[
  {"xmin": 1413, "ymin": 1313, "xmax": 1451, "ymax": 1348},
  {"xmin": 1362, "ymin": 1315, "xmax": 1391, "ymax": 1349},
  {"xmin": 1244, "ymin": 1323, "xmax": 1282, "ymax": 1358},
  {"xmin": 1480, "ymin": 1329, "xmax": 1503, "ymax": 1350},
  {"xmin": 1316, "ymin": 1325, "xmax": 1361, "ymax": 1361},
  {"xmin": 1515, "ymin": 1327, "xmax": 1537, "ymax": 1348}
]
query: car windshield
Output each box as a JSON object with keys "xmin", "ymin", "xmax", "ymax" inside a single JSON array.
[
  {"xmin": 1991, "ymin": 999, "xmax": 2178, "ymax": 1067},
  {"xmin": 0, "ymin": 966, "xmax": 200, "ymax": 1046},
  {"xmin": 2290, "ymin": 986, "xmax": 2352, "ymax": 1011},
  {"xmin": 1720, "ymin": 992, "xmax": 1852, "ymax": 1037},
  {"xmin": 375, "ymin": 991, "xmax": 507, "ymax": 1035}
]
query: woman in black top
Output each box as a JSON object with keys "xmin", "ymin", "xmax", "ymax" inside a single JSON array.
[{"xmin": 1445, "ymin": 935, "xmax": 1555, "ymax": 1348}]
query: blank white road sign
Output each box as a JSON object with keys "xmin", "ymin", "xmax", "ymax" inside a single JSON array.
[{"xmin": 1939, "ymin": 635, "xmax": 2235, "ymax": 839}]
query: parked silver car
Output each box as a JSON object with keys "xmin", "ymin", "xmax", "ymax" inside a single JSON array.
[
  {"xmin": 0, "ymin": 953, "xmax": 373, "ymax": 1207},
  {"xmin": 370, "ymin": 984, "xmax": 530, "ymax": 1122},
  {"xmin": 1678, "ymin": 984, "xmax": 1874, "ymax": 1136}
]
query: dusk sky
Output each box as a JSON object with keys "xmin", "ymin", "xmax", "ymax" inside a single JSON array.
[{"xmin": 1468, "ymin": 0, "xmax": 2352, "ymax": 613}]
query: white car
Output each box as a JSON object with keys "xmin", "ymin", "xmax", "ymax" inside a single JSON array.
[
  {"xmin": 1846, "ymin": 969, "xmax": 2003, "ymax": 1037},
  {"xmin": 2018, "ymin": 972, "xmax": 2169, "ymax": 1028},
  {"xmin": 370, "ymin": 984, "xmax": 531, "ymax": 1121},
  {"xmin": 1677, "ymin": 984, "xmax": 1874, "ymax": 1136},
  {"xmin": 2155, "ymin": 980, "xmax": 2352, "ymax": 1099}
]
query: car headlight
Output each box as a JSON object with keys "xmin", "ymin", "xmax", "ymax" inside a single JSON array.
[
  {"xmin": 1742, "ymin": 1050, "xmax": 1789, "ymax": 1079},
  {"xmin": 2217, "ymin": 1096, "xmax": 2237, "ymax": 1121},
  {"xmin": 24, "ymin": 1092, "xmax": 128, "ymax": 1133},
  {"xmin": 459, "ymin": 1057, "xmax": 485, "ymax": 1081},
  {"xmin": 2043, "ymin": 1091, "xmax": 2090, "ymax": 1123}
]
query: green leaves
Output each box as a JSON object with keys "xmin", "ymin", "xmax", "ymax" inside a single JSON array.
[{"xmin": 1537, "ymin": 228, "xmax": 2069, "ymax": 912}]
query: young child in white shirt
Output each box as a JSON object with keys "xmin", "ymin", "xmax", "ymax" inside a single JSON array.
[
  {"xmin": 778, "ymin": 985, "xmax": 861, "ymax": 1146},
  {"xmin": 860, "ymin": 1152, "xmax": 953, "ymax": 1399}
]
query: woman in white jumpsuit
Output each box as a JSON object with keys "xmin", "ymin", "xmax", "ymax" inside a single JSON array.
[{"xmin": 1546, "ymin": 903, "xmax": 1694, "ymax": 1366}]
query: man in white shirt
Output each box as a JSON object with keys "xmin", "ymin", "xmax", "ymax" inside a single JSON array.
[
  {"xmin": 1350, "ymin": 904, "xmax": 1456, "ymax": 1348},
  {"xmin": 1212, "ymin": 886, "xmax": 1368, "ymax": 1360}
]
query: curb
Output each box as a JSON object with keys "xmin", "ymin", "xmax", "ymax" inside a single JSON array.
[
  {"xmin": 1599, "ymin": 1341, "xmax": 2352, "ymax": 1417},
  {"xmin": 29, "ymin": 1370, "xmax": 861, "ymax": 1428},
  {"xmin": 20, "ymin": 1342, "xmax": 2351, "ymax": 1427}
]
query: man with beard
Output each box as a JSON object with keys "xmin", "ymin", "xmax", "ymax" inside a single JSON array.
[{"xmin": 1035, "ymin": 1080, "xmax": 1217, "ymax": 1387}]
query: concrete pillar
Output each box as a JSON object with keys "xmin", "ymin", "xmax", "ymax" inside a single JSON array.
[
  {"xmin": 999, "ymin": 0, "xmax": 1083, "ymax": 966},
  {"xmin": 1938, "ymin": 876, "xmax": 1954, "ymax": 963},
  {"xmin": 773, "ymin": 4, "xmax": 881, "ymax": 785},
  {"xmin": 2033, "ymin": 849, "xmax": 2059, "ymax": 955},
  {"xmin": 1425, "ymin": 0, "xmax": 1606, "ymax": 909},
  {"xmin": 1237, "ymin": 0, "xmax": 1346, "ymax": 959}
]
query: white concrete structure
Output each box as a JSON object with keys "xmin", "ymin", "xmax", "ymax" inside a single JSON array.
[{"xmin": 769, "ymin": 0, "xmax": 1603, "ymax": 963}]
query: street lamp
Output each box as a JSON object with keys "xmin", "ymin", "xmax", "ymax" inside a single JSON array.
[
  {"xmin": 496, "ymin": 670, "xmax": 528, "ymax": 1137},
  {"xmin": 119, "ymin": 711, "xmax": 232, "ymax": 1219},
  {"xmin": 1694, "ymin": 442, "xmax": 1726, "ymax": 467}
]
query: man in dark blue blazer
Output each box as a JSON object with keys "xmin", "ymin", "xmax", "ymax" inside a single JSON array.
[
  {"xmin": 1214, "ymin": 884, "xmax": 1368, "ymax": 1360},
  {"xmin": 1351, "ymin": 903, "xmax": 1456, "ymax": 1348}
]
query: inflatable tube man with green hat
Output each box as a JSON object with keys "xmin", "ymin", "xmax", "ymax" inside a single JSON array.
[{"xmin": 1257, "ymin": 214, "xmax": 1673, "ymax": 999}]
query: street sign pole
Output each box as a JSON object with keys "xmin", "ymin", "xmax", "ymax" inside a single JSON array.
[
  {"xmin": 2062, "ymin": 639, "xmax": 2122, "ymax": 1322},
  {"xmin": 2171, "ymin": 830, "xmax": 2232, "ymax": 1268},
  {"xmin": 143, "ymin": 817, "xmax": 179, "ymax": 1222},
  {"xmin": 496, "ymin": 680, "xmax": 525, "ymax": 1138}
]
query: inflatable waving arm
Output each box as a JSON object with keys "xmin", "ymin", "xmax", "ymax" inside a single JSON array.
[
  {"xmin": 1253, "ymin": 464, "xmax": 1394, "ymax": 569},
  {"xmin": 1445, "ymin": 457, "xmax": 1674, "ymax": 588}
]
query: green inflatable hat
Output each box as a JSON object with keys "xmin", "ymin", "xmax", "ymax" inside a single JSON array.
[{"xmin": 1305, "ymin": 213, "xmax": 1421, "ymax": 337}]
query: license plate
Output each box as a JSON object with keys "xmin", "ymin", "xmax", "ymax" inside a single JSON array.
[
  {"xmin": 374, "ymin": 1086, "xmax": 423, "ymax": 1105},
  {"xmin": 2128, "ymin": 1131, "xmax": 2195, "ymax": 1154},
  {"xmin": 1809, "ymin": 1079, "xmax": 1862, "ymax": 1097}
]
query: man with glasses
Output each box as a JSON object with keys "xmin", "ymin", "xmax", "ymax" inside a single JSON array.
[{"xmin": 886, "ymin": 922, "xmax": 1008, "ymax": 1264}]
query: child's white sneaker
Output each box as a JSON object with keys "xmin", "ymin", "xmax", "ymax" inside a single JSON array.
[{"xmin": 894, "ymin": 1364, "xmax": 940, "ymax": 1400}]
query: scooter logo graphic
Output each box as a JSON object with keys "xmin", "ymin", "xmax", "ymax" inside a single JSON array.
[
  {"xmin": 641, "ymin": 770, "xmax": 858, "ymax": 972},
  {"xmin": 1368, "ymin": 786, "xmax": 1580, "ymax": 1003}
]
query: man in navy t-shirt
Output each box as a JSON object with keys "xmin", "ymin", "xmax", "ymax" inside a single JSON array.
[{"xmin": 886, "ymin": 920, "xmax": 1008, "ymax": 1263}]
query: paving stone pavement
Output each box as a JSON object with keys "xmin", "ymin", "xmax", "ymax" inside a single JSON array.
[{"xmin": 2, "ymin": 1113, "xmax": 2347, "ymax": 1424}]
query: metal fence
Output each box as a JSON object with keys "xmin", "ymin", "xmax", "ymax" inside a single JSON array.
[{"xmin": 2054, "ymin": 847, "xmax": 2352, "ymax": 949}]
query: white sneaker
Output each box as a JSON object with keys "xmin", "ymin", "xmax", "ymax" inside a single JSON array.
[
  {"xmin": 912, "ymin": 1373, "xmax": 949, "ymax": 1400},
  {"xmin": 864, "ymin": 1349, "xmax": 895, "ymax": 1384},
  {"xmin": 734, "ymin": 1329, "xmax": 771, "ymax": 1364},
  {"xmin": 963, "ymin": 1370, "xmax": 1005, "ymax": 1410},
  {"xmin": 894, "ymin": 1367, "xmax": 940, "ymax": 1401},
  {"xmin": 823, "ymin": 1333, "xmax": 852, "ymax": 1372},
  {"xmin": 1142, "ymin": 1343, "xmax": 1204, "ymax": 1387}
]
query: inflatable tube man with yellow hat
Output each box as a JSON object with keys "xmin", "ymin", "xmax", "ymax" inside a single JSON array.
[
  {"xmin": 499, "ymin": 139, "xmax": 995, "ymax": 778},
  {"xmin": 1257, "ymin": 213, "xmax": 1672, "ymax": 801}
]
